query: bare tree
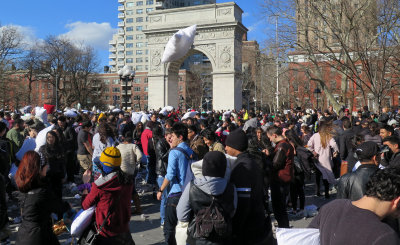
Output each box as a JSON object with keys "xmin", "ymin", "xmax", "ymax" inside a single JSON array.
[{"xmin": 262, "ymin": 0, "xmax": 400, "ymax": 112}]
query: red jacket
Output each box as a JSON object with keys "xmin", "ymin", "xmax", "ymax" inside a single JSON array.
[
  {"xmin": 273, "ymin": 139, "xmax": 294, "ymax": 183},
  {"xmin": 141, "ymin": 128, "xmax": 153, "ymax": 156},
  {"xmin": 82, "ymin": 173, "xmax": 133, "ymax": 237}
]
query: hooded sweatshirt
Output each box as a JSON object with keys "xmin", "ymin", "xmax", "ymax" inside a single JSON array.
[{"xmin": 82, "ymin": 172, "xmax": 133, "ymax": 237}]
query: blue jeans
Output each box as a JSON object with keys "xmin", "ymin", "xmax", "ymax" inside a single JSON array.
[
  {"xmin": 145, "ymin": 155, "xmax": 157, "ymax": 185},
  {"xmin": 157, "ymin": 176, "xmax": 168, "ymax": 225}
]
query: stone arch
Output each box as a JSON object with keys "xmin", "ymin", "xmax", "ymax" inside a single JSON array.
[{"xmin": 144, "ymin": 2, "xmax": 247, "ymax": 110}]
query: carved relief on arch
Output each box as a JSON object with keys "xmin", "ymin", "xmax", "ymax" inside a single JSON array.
[
  {"xmin": 196, "ymin": 44, "xmax": 216, "ymax": 64},
  {"xmin": 219, "ymin": 46, "xmax": 232, "ymax": 69},
  {"xmin": 217, "ymin": 8, "xmax": 232, "ymax": 16},
  {"xmin": 151, "ymin": 50, "xmax": 162, "ymax": 72}
]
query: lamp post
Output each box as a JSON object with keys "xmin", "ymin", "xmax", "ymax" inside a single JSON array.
[
  {"xmin": 118, "ymin": 66, "xmax": 135, "ymax": 110},
  {"xmin": 205, "ymin": 98, "xmax": 210, "ymax": 111},
  {"xmin": 314, "ymin": 87, "xmax": 322, "ymax": 110}
]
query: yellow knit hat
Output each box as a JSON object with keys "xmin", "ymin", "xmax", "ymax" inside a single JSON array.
[{"xmin": 99, "ymin": 147, "xmax": 122, "ymax": 168}]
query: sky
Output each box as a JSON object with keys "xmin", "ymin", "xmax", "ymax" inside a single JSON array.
[{"xmin": 0, "ymin": 0, "xmax": 273, "ymax": 69}]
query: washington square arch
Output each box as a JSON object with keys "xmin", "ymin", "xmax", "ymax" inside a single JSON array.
[{"xmin": 143, "ymin": 2, "xmax": 247, "ymax": 111}]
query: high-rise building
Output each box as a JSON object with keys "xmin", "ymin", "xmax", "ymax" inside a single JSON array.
[
  {"xmin": 109, "ymin": 0, "xmax": 216, "ymax": 73},
  {"xmin": 296, "ymin": 0, "xmax": 377, "ymax": 51}
]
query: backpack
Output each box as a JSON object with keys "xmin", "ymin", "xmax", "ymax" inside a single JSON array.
[
  {"xmin": 172, "ymin": 147, "xmax": 198, "ymax": 190},
  {"xmin": 188, "ymin": 186, "xmax": 232, "ymax": 241}
]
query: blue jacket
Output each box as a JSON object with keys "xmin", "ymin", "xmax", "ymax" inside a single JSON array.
[{"xmin": 165, "ymin": 142, "xmax": 194, "ymax": 195}]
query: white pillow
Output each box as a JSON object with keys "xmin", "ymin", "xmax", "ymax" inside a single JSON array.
[
  {"xmin": 35, "ymin": 107, "xmax": 48, "ymax": 125},
  {"xmin": 162, "ymin": 25, "xmax": 197, "ymax": 63}
]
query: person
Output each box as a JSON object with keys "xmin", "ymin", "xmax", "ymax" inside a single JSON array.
[
  {"xmin": 57, "ymin": 116, "xmax": 77, "ymax": 183},
  {"xmin": 242, "ymin": 112, "xmax": 258, "ymax": 132},
  {"xmin": 380, "ymin": 124, "xmax": 395, "ymax": 140},
  {"xmin": 157, "ymin": 123, "xmax": 194, "ymax": 245},
  {"xmin": 15, "ymin": 151, "xmax": 70, "ymax": 245},
  {"xmin": 117, "ymin": 131, "xmax": 143, "ymax": 214},
  {"xmin": 0, "ymin": 172, "xmax": 9, "ymax": 244},
  {"xmin": 338, "ymin": 117, "xmax": 355, "ymax": 175},
  {"xmin": 0, "ymin": 112, "xmax": 9, "ymax": 129},
  {"xmin": 147, "ymin": 126, "xmax": 163, "ymax": 187},
  {"xmin": 76, "ymin": 121, "xmax": 93, "ymax": 177},
  {"xmin": 308, "ymin": 167, "xmax": 400, "ymax": 245},
  {"xmin": 38, "ymin": 131, "xmax": 66, "ymax": 218},
  {"xmin": 284, "ymin": 129, "xmax": 313, "ymax": 215},
  {"xmin": 337, "ymin": 141, "xmax": 380, "ymax": 200},
  {"xmin": 133, "ymin": 121, "xmax": 144, "ymax": 150},
  {"xmin": 6, "ymin": 118, "xmax": 24, "ymax": 152},
  {"xmin": 307, "ymin": 121, "xmax": 339, "ymax": 198},
  {"xmin": 188, "ymin": 125, "xmax": 208, "ymax": 160},
  {"xmin": 364, "ymin": 121, "xmax": 382, "ymax": 146},
  {"xmin": 265, "ymin": 125, "xmax": 294, "ymax": 228},
  {"xmin": 155, "ymin": 128, "xmax": 172, "ymax": 227},
  {"xmin": 202, "ymin": 129, "xmax": 225, "ymax": 153},
  {"xmin": 81, "ymin": 147, "xmax": 135, "ymax": 245},
  {"xmin": 176, "ymin": 151, "xmax": 237, "ymax": 245},
  {"xmin": 300, "ymin": 125, "xmax": 312, "ymax": 146},
  {"xmin": 92, "ymin": 123, "xmax": 116, "ymax": 180},
  {"xmin": 225, "ymin": 129, "xmax": 274, "ymax": 245},
  {"xmin": 141, "ymin": 120, "xmax": 156, "ymax": 185},
  {"xmin": 381, "ymin": 136, "xmax": 400, "ymax": 168}
]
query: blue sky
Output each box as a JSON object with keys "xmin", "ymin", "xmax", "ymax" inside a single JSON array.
[{"xmin": 0, "ymin": 0, "xmax": 273, "ymax": 69}]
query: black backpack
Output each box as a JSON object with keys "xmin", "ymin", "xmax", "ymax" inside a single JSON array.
[{"xmin": 188, "ymin": 189, "xmax": 232, "ymax": 241}]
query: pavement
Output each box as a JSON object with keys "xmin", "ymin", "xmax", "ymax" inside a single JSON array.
[{"xmin": 4, "ymin": 173, "xmax": 336, "ymax": 245}]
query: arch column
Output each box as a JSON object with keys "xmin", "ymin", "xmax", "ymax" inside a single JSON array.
[{"xmin": 212, "ymin": 72, "xmax": 242, "ymax": 111}]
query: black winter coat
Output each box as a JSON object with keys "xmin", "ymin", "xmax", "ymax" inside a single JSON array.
[
  {"xmin": 336, "ymin": 164, "xmax": 379, "ymax": 201},
  {"xmin": 230, "ymin": 152, "xmax": 274, "ymax": 245},
  {"xmin": 155, "ymin": 138, "xmax": 170, "ymax": 176},
  {"xmin": 16, "ymin": 187, "xmax": 69, "ymax": 245}
]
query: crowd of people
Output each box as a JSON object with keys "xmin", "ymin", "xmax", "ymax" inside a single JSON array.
[{"xmin": 0, "ymin": 104, "xmax": 399, "ymax": 244}]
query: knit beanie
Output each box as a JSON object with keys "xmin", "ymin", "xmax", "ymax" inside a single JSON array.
[
  {"xmin": 99, "ymin": 147, "xmax": 122, "ymax": 174},
  {"xmin": 225, "ymin": 129, "xmax": 248, "ymax": 152},
  {"xmin": 202, "ymin": 151, "xmax": 227, "ymax": 178}
]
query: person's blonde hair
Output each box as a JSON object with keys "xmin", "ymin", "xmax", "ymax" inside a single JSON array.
[{"xmin": 319, "ymin": 121, "xmax": 333, "ymax": 148}]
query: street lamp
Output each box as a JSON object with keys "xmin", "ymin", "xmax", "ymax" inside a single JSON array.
[
  {"xmin": 205, "ymin": 98, "xmax": 210, "ymax": 111},
  {"xmin": 314, "ymin": 87, "xmax": 322, "ymax": 110},
  {"xmin": 118, "ymin": 65, "xmax": 135, "ymax": 110}
]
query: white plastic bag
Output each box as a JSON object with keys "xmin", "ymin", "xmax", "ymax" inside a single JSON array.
[
  {"xmin": 70, "ymin": 206, "xmax": 95, "ymax": 237},
  {"xmin": 162, "ymin": 25, "xmax": 197, "ymax": 63},
  {"xmin": 175, "ymin": 221, "xmax": 189, "ymax": 245},
  {"xmin": 276, "ymin": 228, "xmax": 320, "ymax": 245}
]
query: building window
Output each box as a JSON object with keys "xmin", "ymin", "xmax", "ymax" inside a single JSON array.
[
  {"xmin": 136, "ymin": 58, "xmax": 143, "ymax": 63},
  {"xmin": 126, "ymin": 18, "xmax": 134, "ymax": 23},
  {"xmin": 136, "ymin": 26, "xmax": 143, "ymax": 31},
  {"xmin": 146, "ymin": 0, "xmax": 154, "ymax": 4},
  {"xmin": 126, "ymin": 58, "xmax": 133, "ymax": 63},
  {"xmin": 136, "ymin": 65, "xmax": 143, "ymax": 71},
  {"xmin": 146, "ymin": 8, "xmax": 153, "ymax": 13},
  {"xmin": 126, "ymin": 2, "xmax": 134, "ymax": 7},
  {"xmin": 113, "ymin": 79, "xmax": 120, "ymax": 84},
  {"xmin": 42, "ymin": 82, "xmax": 45, "ymax": 89},
  {"xmin": 105, "ymin": 96, "xmax": 109, "ymax": 100},
  {"xmin": 134, "ymin": 87, "xmax": 141, "ymax": 92},
  {"xmin": 136, "ymin": 42, "xmax": 144, "ymax": 48},
  {"xmin": 136, "ymin": 34, "xmax": 144, "ymax": 40},
  {"xmin": 104, "ymin": 79, "xmax": 110, "ymax": 85},
  {"xmin": 126, "ymin": 51, "xmax": 133, "ymax": 55},
  {"xmin": 136, "ymin": 17, "xmax": 143, "ymax": 22},
  {"xmin": 113, "ymin": 87, "xmax": 121, "ymax": 93},
  {"xmin": 144, "ymin": 87, "xmax": 148, "ymax": 92},
  {"xmin": 145, "ymin": 49, "xmax": 149, "ymax": 55},
  {"xmin": 104, "ymin": 87, "xmax": 110, "ymax": 92},
  {"xmin": 144, "ymin": 95, "xmax": 148, "ymax": 100},
  {"xmin": 134, "ymin": 78, "xmax": 141, "ymax": 84},
  {"xmin": 41, "ymin": 92, "xmax": 45, "ymax": 99},
  {"xmin": 134, "ymin": 95, "xmax": 140, "ymax": 100},
  {"xmin": 126, "ymin": 43, "xmax": 133, "ymax": 48},
  {"xmin": 126, "ymin": 10, "xmax": 134, "ymax": 16},
  {"xmin": 136, "ymin": 50, "xmax": 143, "ymax": 55},
  {"xmin": 113, "ymin": 95, "xmax": 120, "ymax": 101},
  {"xmin": 144, "ymin": 77, "xmax": 148, "ymax": 83},
  {"xmin": 126, "ymin": 26, "xmax": 133, "ymax": 32},
  {"xmin": 136, "ymin": 9, "xmax": 143, "ymax": 14},
  {"xmin": 126, "ymin": 35, "xmax": 133, "ymax": 40},
  {"xmin": 137, "ymin": 1, "xmax": 143, "ymax": 6},
  {"xmin": 47, "ymin": 92, "xmax": 51, "ymax": 99}
]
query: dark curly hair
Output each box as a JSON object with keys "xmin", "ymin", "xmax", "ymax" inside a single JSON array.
[{"xmin": 365, "ymin": 167, "xmax": 400, "ymax": 201}]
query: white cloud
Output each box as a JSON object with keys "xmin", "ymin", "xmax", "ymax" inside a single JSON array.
[
  {"xmin": 60, "ymin": 21, "xmax": 117, "ymax": 50},
  {"xmin": 0, "ymin": 25, "xmax": 39, "ymax": 48}
]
